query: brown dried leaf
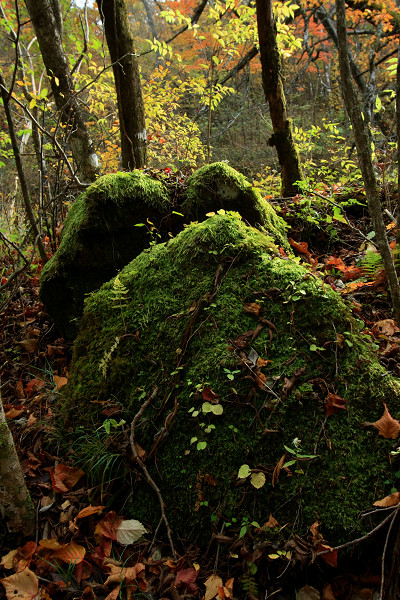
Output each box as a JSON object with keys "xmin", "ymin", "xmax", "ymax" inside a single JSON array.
[
  {"xmin": 205, "ymin": 574, "xmax": 223, "ymax": 600},
  {"xmin": 272, "ymin": 455, "xmax": 286, "ymax": 487},
  {"xmin": 0, "ymin": 568, "xmax": 39, "ymax": 600},
  {"xmin": 372, "ymin": 319, "xmax": 400, "ymax": 341},
  {"xmin": 325, "ymin": 393, "xmax": 347, "ymax": 417},
  {"xmin": 243, "ymin": 302, "xmax": 262, "ymax": 317},
  {"xmin": 374, "ymin": 491, "xmax": 400, "ymax": 507},
  {"xmin": 373, "ymin": 404, "xmax": 400, "ymax": 439}
]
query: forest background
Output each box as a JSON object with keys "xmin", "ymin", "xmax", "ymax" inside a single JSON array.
[
  {"xmin": 1, "ymin": 1, "xmax": 400, "ymax": 598},
  {"xmin": 0, "ymin": 0, "xmax": 399, "ymax": 248}
]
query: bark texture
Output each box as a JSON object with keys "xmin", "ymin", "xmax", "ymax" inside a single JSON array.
[
  {"xmin": 25, "ymin": 0, "xmax": 99, "ymax": 183},
  {"xmin": 0, "ymin": 388, "xmax": 35, "ymax": 535},
  {"xmin": 97, "ymin": 0, "xmax": 147, "ymax": 170},
  {"xmin": 336, "ymin": 0, "xmax": 400, "ymax": 323},
  {"xmin": 0, "ymin": 72, "xmax": 47, "ymax": 263},
  {"xmin": 255, "ymin": 0, "xmax": 303, "ymax": 197}
]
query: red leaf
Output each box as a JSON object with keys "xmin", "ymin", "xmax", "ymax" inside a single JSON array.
[
  {"xmin": 175, "ymin": 568, "xmax": 199, "ymax": 593},
  {"xmin": 50, "ymin": 464, "xmax": 84, "ymax": 493},
  {"xmin": 325, "ymin": 393, "xmax": 347, "ymax": 417},
  {"xmin": 202, "ymin": 387, "xmax": 219, "ymax": 402},
  {"xmin": 94, "ymin": 511, "xmax": 123, "ymax": 540}
]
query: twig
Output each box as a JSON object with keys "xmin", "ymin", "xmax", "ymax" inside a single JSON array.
[
  {"xmin": 379, "ymin": 505, "xmax": 400, "ymax": 600},
  {"xmin": 129, "ymin": 386, "xmax": 176, "ymax": 558},
  {"xmin": 303, "ymin": 186, "xmax": 378, "ymax": 248},
  {"xmin": 316, "ymin": 507, "xmax": 398, "ymax": 556}
]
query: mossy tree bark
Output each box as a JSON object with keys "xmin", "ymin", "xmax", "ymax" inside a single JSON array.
[
  {"xmin": 0, "ymin": 72, "xmax": 47, "ymax": 263},
  {"xmin": 25, "ymin": 0, "xmax": 99, "ymax": 183},
  {"xmin": 396, "ymin": 37, "xmax": 400, "ymax": 250},
  {"xmin": 0, "ymin": 387, "xmax": 35, "ymax": 535},
  {"xmin": 96, "ymin": 0, "xmax": 147, "ymax": 170},
  {"xmin": 255, "ymin": 0, "xmax": 303, "ymax": 197},
  {"xmin": 336, "ymin": 0, "xmax": 400, "ymax": 324}
]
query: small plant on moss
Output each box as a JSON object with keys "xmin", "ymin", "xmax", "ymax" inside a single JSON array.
[
  {"xmin": 134, "ymin": 218, "xmax": 161, "ymax": 247},
  {"xmin": 98, "ymin": 336, "xmax": 121, "ymax": 378},
  {"xmin": 223, "ymin": 367, "xmax": 241, "ymax": 381},
  {"xmin": 239, "ymin": 516, "xmax": 261, "ymax": 539},
  {"xmin": 283, "ymin": 440, "xmax": 317, "ymax": 475},
  {"xmin": 111, "ymin": 274, "xmax": 129, "ymax": 309}
]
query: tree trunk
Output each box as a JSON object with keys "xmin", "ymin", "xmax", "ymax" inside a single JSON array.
[
  {"xmin": 336, "ymin": 0, "xmax": 400, "ymax": 324},
  {"xmin": 396, "ymin": 37, "xmax": 400, "ymax": 249},
  {"xmin": 0, "ymin": 72, "xmax": 48, "ymax": 263},
  {"xmin": 24, "ymin": 0, "xmax": 99, "ymax": 183},
  {"xmin": 0, "ymin": 386, "xmax": 35, "ymax": 535},
  {"xmin": 96, "ymin": 0, "xmax": 147, "ymax": 170},
  {"xmin": 255, "ymin": 0, "xmax": 303, "ymax": 197}
]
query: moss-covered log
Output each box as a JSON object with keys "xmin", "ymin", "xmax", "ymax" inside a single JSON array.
[{"xmin": 64, "ymin": 213, "xmax": 400, "ymax": 548}]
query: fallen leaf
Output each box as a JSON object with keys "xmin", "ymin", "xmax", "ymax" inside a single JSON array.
[
  {"xmin": 318, "ymin": 543, "xmax": 338, "ymax": 567},
  {"xmin": 322, "ymin": 584, "xmax": 336, "ymax": 600},
  {"xmin": 54, "ymin": 541, "xmax": 86, "ymax": 565},
  {"xmin": 1, "ymin": 550, "xmax": 18, "ymax": 570},
  {"xmin": 372, "ymin": 319, "xmax": 400, "ymax": 341},
  {"xmin": 0, "ymin": 568, "xmax": 39, "ymax": 600},
  {"xmin": 5, "ymin": 407, "xmax": 25, "ymax": 420},
  {"xmin": 205, "ymin": 574, "xmax": 223, "ymax": 600},
  {"xmin": 95, "ymin": 511, "xmax": 123, "ymax": 540},
  {"xmin": 272, "ymin": 455, "xmax": 286, "ymax": 487},
  {"xmin": 250, "ymin": 472, "xmax": 266, "ymax": 489},
  {"xmin": 290, "ymin": 238, "xmax": 311, "ymax": 258},
  {"xmin": 243, "ymin": 302, "xmax": 262, "ymax": 317},
  {"xmin": 53, "ymin": 375, "xmax": 68, "ymax": 389},
  {"xmin": 325, "ymin": 393, "xmax": 347, "ymax": 417},
  {"xmin": 15, "ymin": 379, "xmax": 25, "ymax": 399},
  {"xmin": 12, "ymin": 542, "xmax": 37, "ymax": 572},
  {"xmin": 104, "ymin": 562, "xmax": 145, "ymax": 586},
  {"xmin": 238, "ymin": 464, "xmax": 251, "ymax": 479},
  {"xmin": 175, "ymin": 567, "xmax": 198, "ymax": 593},
  {"xmin": 115, "ymin": 519, "xmax": 147, "ymax": 545},
  {"xmin": 264, "ymin": 514, "xmax": 279, "ymax": 528},
  {"xmin": 202, "ymin": 387, "xmax": 219, "ymax": 402},
  {"xmin": 297, "ymin": 585, "xmax": 321, "ymax": 600},
  {"xmin": 17, "ymin": 338, "xmax": 38, "ymax": 353},
  {"xmin": 39, "ymin": 539, "xmax": 63, "ymax": 550},
  {"xmin": 374, "ymin": 491, "xmax": 400, "ymax": 507},
  {"xmin": 50, "ymin": 464, "xmax": 85, "ymax": 493},
  {"xmin": 222, "ymin": 577, "xmax": 234, "ymax": 599},
  {"xmin": 373, "ymin": 404, "xmax": 400, "ymax": 439},
  {"xmin": 74, "ymin": 505, "xmax": 105, "ymax": 521}
]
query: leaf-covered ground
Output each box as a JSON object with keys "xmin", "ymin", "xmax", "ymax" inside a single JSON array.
[{"xmin": 1, "ymin": 187, "xmax": 400, "ymax": 600}]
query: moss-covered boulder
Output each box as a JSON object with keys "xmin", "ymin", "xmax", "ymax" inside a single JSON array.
[
  {"xmin": 40, "ymin": 171, "xmax": 170, "ymax": 339},
  {"xmin": 182, "ymin": 162, "xmax": 288, "ymax": 248},
  {"xmin": 65, "ymin": 212, "xmax": 400, "ymax": 548}
]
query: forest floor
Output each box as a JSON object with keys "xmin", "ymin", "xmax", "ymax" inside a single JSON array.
[{"xmin": 1, "ymin": 192, "xmax": 400, "ymax": 600}]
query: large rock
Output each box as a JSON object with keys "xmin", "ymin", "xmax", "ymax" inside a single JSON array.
[
  {"xmin": 40, "ymin": 165, "xmax": 288, "ymax": 339},
  {"xmin": 40, "ymin": 171, "xmax": 170, "ymax": 339},
  {"xmin": 65, "ymin": 212, "xmax": 400, "ymax": 548},
  {"xmin": 182, "ymin": 162, "xmax": 288, "ymax": 249}
]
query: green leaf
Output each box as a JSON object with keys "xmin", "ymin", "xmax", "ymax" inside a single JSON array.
[
  {"xmin": 211, "ymin": 404, "xmax": 223, "ymax": 415},
  {"xmin": 197, "ymin": 441, "xmax": 207, "ymax": 450},
  {"xmin": 238, "ymin": 464, "xmax": 251, "ymax": 479},
  {"xmin": 250, "ymin": 472, "xmax": 266, "ymax": 489}
]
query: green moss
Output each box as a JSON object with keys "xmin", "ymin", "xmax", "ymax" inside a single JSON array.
[
  {"xmin": 40, "ymin": 171, "xmax": 170, "ymax": 338},
  {"xmin": 64, "ymin": 212, "xmax": 400, "ymax": 547},
  {"xmin": 182, "ymin": 162, "xmax": 289, "ymax": 250}
]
